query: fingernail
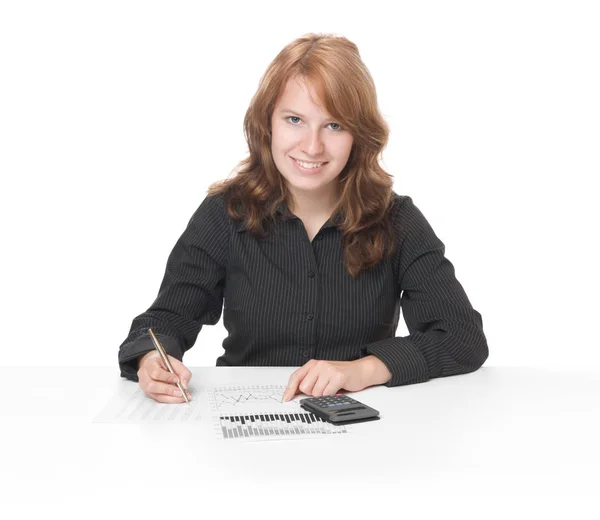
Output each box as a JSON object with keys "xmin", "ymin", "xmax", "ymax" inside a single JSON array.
[{"xmin": 182, "ymin": 380, "xmax": 188, "ymax": 389}]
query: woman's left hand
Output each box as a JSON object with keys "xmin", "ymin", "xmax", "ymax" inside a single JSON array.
[{"xmin": 281, "ymin": 358, "xmax": 376, "ymax": 402}]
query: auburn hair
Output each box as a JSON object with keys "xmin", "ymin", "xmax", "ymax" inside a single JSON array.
[{"xmin": 208, "ymin": 32, "xmax": 397, "ymax": 279}]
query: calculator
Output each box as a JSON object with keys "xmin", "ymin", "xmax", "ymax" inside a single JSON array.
[{"xmin": 299, "ymin": 394, "xmax": 380, "ymax": 425}]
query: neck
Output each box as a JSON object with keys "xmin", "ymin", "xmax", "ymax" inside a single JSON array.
[{"xmin": 288, "ymin": 185, "xmax": 340, "ymax": 219}]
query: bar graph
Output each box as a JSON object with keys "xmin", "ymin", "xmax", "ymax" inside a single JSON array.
[
  {"xmin": 208, "ymin": 384, "xmax": 351, "ymax": 440},
  {"xmin": 217, "ymin": 412, "xmax": 348, "ymax": 439}
]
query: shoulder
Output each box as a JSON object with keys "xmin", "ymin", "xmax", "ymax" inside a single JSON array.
[
  {"xmin": 188, "ymin": 192, "xmax": 234, "ymax": 228},
  {"xmin": 388, "ymin": 191, "xmax": 443, "ymax": 251},
  {"xmin": 181, "ymin": 193, "xmax": 241, "ymax": 248},
  {"xmin": 388, "ymin": 191, "xmax": 422, "ymax": 231},
  {"xmin": 389, "ymin": 191, "xmax": 412, "ymax": 212},
  {"xmin": 192, "ymin": 192, "xmax": 226, "ymax": 216}
]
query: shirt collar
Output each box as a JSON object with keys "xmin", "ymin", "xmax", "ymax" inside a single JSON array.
[
  {"xmin": 234, "ymin": 202, "xmax": 342, "ymax": 233},
  {"xmin": 276, "ymin": 202, "xmax": 342, "ymax": 229}
]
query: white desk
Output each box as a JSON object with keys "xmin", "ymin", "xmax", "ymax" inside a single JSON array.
[{"xmin": 2, "ymin": 366, "xmax": 598, "ymax": 519}]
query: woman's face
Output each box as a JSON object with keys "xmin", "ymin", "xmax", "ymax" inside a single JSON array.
[{"xmin": 271, "ymin": 76, "xmax": 354, "ymax": 204}]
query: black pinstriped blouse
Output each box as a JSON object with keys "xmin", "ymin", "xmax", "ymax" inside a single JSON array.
[{"xmin": 118, "ymin": 192, "xmax": 488, "ymax": 386}]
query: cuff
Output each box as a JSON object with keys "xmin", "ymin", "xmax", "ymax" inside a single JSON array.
[
  {"xmin": 361, "ymin": 336, "xmax": 429, "ymax": 387},
  {"xmin": 118, "ymin": 333, "xmax": 184, "ymax": 382}
]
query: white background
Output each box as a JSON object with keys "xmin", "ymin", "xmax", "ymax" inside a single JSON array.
[{"xmin": 1, "ymin": 0, "xmax": 598, "ymax": 371}]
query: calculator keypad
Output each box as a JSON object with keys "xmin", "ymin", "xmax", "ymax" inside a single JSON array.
[{"xmin": 307, "ymin": 395, "xmax": 358, "ymax": 408}]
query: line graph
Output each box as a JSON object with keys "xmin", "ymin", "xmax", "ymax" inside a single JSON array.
[{"xmin": 208, "ymin": 384, "xmax": 287, "ymax": 412}]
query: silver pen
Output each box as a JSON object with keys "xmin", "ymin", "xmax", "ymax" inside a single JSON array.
[{"xmin": 148, "ymin": 328, "xmax": 190, "ymax": 403}]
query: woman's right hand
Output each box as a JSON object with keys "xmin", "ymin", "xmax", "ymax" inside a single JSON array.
[{"xmin": 137, "ymin": 351, "xmax": 192, "ymax": 403}]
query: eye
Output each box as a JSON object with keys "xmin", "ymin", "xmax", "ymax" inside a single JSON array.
[{"xmin": 286, "ymin": 116, "xmax": 343, "ymax": 132}]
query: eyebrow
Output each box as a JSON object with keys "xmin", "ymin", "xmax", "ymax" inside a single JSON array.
[{"xmin": 279, "ymin": 108, "xmax": 335, "ymax": 122}]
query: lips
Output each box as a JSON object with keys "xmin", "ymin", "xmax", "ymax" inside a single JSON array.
[
  {"xmin": 291, "ymin": 157, "xmax": 328, "ymax": 174},
  {"xmin": 292, "ymin": 157, "xmax": 327, "ymax": 166}
]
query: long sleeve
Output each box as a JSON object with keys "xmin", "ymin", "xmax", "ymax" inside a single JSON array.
[
  {"xmin": 361, "ymin": 196, "xmax": 489, "ymax": 387},
  {"xmin": 117, "ymin": 195, "xmax": 229, "ymax": 382}
]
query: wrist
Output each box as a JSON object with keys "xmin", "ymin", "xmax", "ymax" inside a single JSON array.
[
  {"xmin": 358, "ymin": 355, "xmax": 392, "ymax": 387},
  {"xmin": 138, "ymin": 351, "xmax": 157, "ymax": 370}
]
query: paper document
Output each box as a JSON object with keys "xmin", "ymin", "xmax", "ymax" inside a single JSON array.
[
  {"xmin": 208, "ymin": 384, "xmax": 350, "ymax": 441},
  {"xmin": 94, "ymin": 382, "xmax": 353, "ymax": 442},
  {"xmin": 93, "ymin": 386, "xmax": 202, "ymax": 422}
]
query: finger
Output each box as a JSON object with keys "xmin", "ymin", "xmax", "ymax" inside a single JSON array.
[
  {"xmin": 147, "ymin": 380, "xmax": 189, "ymax": 399},
  {"xmin": 282, "ymin": 364, "xmax": 311, "ymax": 402},
  {"xmin": 311, "ymin": 375, "xmax": 334, "ymax": 397},
  {"xmin": 147, "ymin": 392, "xmax": 191, "ymax": 404},
  {"xmin": 298, "ymin": 369, "xmax": 320, "ymax": 396},
  {"xmin": 147, "ymin": 364, "xmax": 181, "ymax": 385},
  {"xmin": 322, "ymin": 379, "xmax": 343, "ymax": 396}
]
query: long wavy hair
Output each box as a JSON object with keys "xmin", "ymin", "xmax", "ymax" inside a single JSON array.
[{"xmin": 208, "ymin": 33, "xmax": 396, "ymax": 279}]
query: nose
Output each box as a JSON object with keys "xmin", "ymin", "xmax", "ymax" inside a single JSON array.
[{"xmin": 301, "ymin": 129, "xmax": 324, "ymax": 157}]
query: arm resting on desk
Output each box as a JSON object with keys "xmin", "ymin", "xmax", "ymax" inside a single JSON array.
[
  {"xmin": 360, "ymin": 196, "xmax": 489, "ymax": 387},
  {"xmin": 117, "ymin": 195, "xmax": 229, "ymax": 382}
]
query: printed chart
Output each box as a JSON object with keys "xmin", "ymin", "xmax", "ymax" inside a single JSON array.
[
  {"xmin": 208, "ymin": 384, "xmax": 350, "ymax": 441},
  {"xmin": 208, "ymin": 384, "xmax": 287, "ymax": 412},
  {"xmin": 217, "ymin": 412, "xmax": 347, "ymax": 439}
]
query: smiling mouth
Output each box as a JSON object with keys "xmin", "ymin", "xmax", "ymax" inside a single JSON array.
[{"xmin": 291, "ymin": 157, "xmax": 329, "ymax": 170}]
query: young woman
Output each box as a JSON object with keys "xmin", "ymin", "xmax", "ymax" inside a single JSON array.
[{"xmin": 118, "ymin": 33, "xmax": 489, "ymax": 404}]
